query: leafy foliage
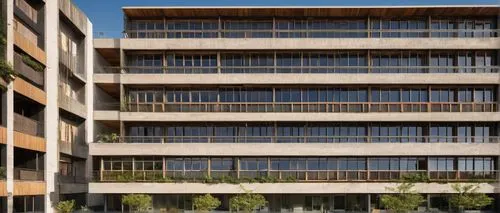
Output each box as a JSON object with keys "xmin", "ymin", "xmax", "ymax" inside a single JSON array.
[
  {"xmin": 400, "ymin": 173, "xmax": 430, "ymax": 183},
  {"xmin": 380, "ymin": 182, "xmax": 425, "ymax": 213},
  {"xmin": 97, "ymin": 133, "xmax": 120, "ymax": 143},
  {"xmin": 193, "ymin": 194, "xmax": 221, "ymax": 211},
  {"xmin": 122, "ymin": 194, "xmax": 152, "ymax": 212},
  {"xmin": 230, "ymin": 186, "xmax": 267, "ymax": 212},
  {"xmin": 56, "ymin": 200, "xmax": 76, "ymax": 213},
  {"xmin": 22, "ymin": 54, "xmax": 44, "ymax": 72},
  {"xmin": 449, "ymin": 184, "xmax": 493, "ymax": 210}
]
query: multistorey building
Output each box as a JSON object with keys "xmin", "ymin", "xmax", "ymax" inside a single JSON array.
[
  {"xmin": 90, "ymin": 5, "xmax": 500, "ymax": 213},
  {"xmin": 1, "ymin": 0, "xmax": 92, "ymax": 212}
]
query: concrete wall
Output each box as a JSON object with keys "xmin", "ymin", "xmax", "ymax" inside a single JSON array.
[
  {"xmin": 89, "ymin": 182, "xmax": 497, "ymax": 194},
  {"xmin": 89, "ymin": 143, "xmax": 500, "ymax": 156},
  {"xmin": 93, "ymin": 73, "xmax": 500, "ymax": 85},
  {"xmin": 94, "ymin": 38, "xmax": 500, "ymax": 50}
]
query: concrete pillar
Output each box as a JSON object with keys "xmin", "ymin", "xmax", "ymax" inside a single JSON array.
[
  {"xmin": 85, "ymin": 18, "xmax": 94, "ymax": 207},
  {"xmin": 45, "ymin": 0, "xmax": 59, "ymax": 212},
  {"xmin": 4, "ymin": 0, "xmax": 14, "ymax": 212}
]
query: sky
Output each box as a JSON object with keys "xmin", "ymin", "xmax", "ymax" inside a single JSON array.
[{"xmin": 73, "ymin": 0, "xmax": 498, "ymax": 38}]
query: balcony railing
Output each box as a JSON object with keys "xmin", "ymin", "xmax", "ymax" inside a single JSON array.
[
  {"xmin": 59, "ymin": 175, "xmax": 88, "ymax": 184},
  {"xmin": 13, "ymin": 113, "xmax": 44, "ymax": 137},
  {"xmin": 14, "ymin": 168, "xmax": 44, "ymax": 181},
  {"xmin": 91, "ymin": 170, "xmax": 497, "ymax": 183},
  {"xmin": 97, "ymin": 66, "xmax": 500, "ymax": 74},
  {"xmin": 123, "ymin": 29, "xmax": 500, "ymax": 39},
  {"xmin": 14, "ymin": 52, "xmax": 44, "ymax": 88},
  {"xmin": 58, "ymin": 90, "xmax": 86, "ymax": 118},
  {"xmin": 59, "ymin": 49, "xmax": 85, "ymax": 79},
  {"xmin": 99, "ymin": 136, "xmax": 500, "ymax": 144},
  {"xmin": 122, "ymin": 102, "xmax": 497, "ymax": 113}
]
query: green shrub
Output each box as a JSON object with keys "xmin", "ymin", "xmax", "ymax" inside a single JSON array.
[
  {"xmin": 193, "ymin": 194, "xmax": 221, "ymax": 211},
  {"xmin": 380, "ymin": 183, "xmax": 425, "ymax": 213},
  {"xmin": 401, "ymin": 173, "xmax": 430, "ymax": 183},
  {"xmin": 230, "ymin": 186, "xmax": 267, "ymax": 212},
  {"xmin": 122, "ymin": 194, "xmax": 152, "ymax": 212},
  {"xmin": 21, "ymin": 54, "xmax": 44, "ymax": 72},
  {"xmin": 449, "ymin": 184, "xmax": 493, "ymax": 211},
  {"xmin": 56, "ymin": 200, "xmax": 75, "ymax": 213}
]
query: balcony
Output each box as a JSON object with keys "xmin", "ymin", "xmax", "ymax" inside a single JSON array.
[
  {"xmin": 13, "ymin": 113, "xmax": 43, "ymax": 137},
  {"xmin": 100, "ymin": 136, "xmax": 500, "ymax": 144},
  {"xmin": 13, "ymin": 181, "xmax": 45, "ymax": 196},
  {"xmin": 13, "ymin": 77, "xmax": 46, "ymax": 105},
  {"xmin": 59, "ymin": 137, "xmax": 88, "ymax": 159},
  {"xmin": 91, "ymin": 169, "xmax": 497, "ymax": 183},
  {"xmin": 59, "ymin": 49, "xmax": 85, "ymax": 81},
  {"xmin": 14, "ymin": 52, "xmax": 44, "ymax": 88},
  {"xmin": 98, "ymin": 66, "xmax": 500, "ymax": 74},
  {"xmin": 123, "ymin": 28, "xmax": 500, "ymax": 39},
  {"xmin": 58, "ymin": 0, "xmax": 88, "ymax": 35},
  {"xmin": 14, "ymin": 168, "xmax": 44, "ymax": 181},
  {"xmin": 13, "ymin": 19, "xmax": 46, "ymax": 65},
  {"xmin": 58, "ymin": 90, "xmax": 87, "ymax": 118},
  {"xmin": 122, "ymin": 102, "xmax": 497, "ymax": 113}
]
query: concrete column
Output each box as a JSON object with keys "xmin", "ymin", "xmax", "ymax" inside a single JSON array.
[
  {"xmin": 85, "ymin": 18, "xmax": 94, "ymax": 207},
  {"xmin": 45, "ymin": 0, "xmax": 59, "ymax": 212},
  {"xmin": 4, "ymin": 0, "xmax": 14, "ymax": 212}
]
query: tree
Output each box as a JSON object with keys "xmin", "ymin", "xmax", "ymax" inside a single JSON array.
[
  {"xmin": 193, "ymin": 194, "xmax": 221, "ymax": 212},
  {"xmin": 122, "ymin": 194, "xmax": 152, "ymax": 213},
  {"xmin": 230, "ymin": 186, "xmax": 267, "ymax": 212},
  {"xmin": 380, "ymin": 182, "xmax": 425, "ymax": 213},
  {"xmin": 56, "ymin": 200, "xmax": 75, "ymax": 213},
  {"xmin": 449, "ymin": 184, "xmax": 493, "ymax": 211}
]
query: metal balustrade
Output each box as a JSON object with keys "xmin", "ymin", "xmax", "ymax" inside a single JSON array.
[
  {"xmin": 123, "ymin": 29, "xmax": 500, "ymax": 39},
  {"xmin": 97, "ymin": 66, "xmax": 500, "ymax": 74},
  {"xmin": 98, "ymin": 136, "xmax": 500, "ymax": 144},
  {"xmin": 121, "ymin": 102, "xmax": 497, "ymax": 113},
  {"xmin": 91, "ymin": 170, "xmax": 497, "ymax": 182}
]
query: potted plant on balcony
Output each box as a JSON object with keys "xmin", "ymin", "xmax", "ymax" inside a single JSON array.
[
  {"xmin": 0, "ymin": 16, "xmax": 16, "ymax": 91},
  {"xmin": 122, "ymin": 194, "xmax": 152, "ymax": 213},
  {"xmin": 21, "ymin": 54, "xmax": 44, "ymax": 72},
  {"xmin": 97, "ymin": 133, "xmax": 120, "ymax": 143},
  {"xmin": 55, "ymin": 199, "xmax": 75, "ymax": 213},
  {"xmin": 380, "ymin": 182, "xmax": 425, "ymax": 213},
  {"xmin": 449, "ymin": 184, "xmax": 493, "ymax": 213},
  {"xmin": 193, "ymin": 194, "xmax": 221, "ymax": 213},
  {"xmin": 230, "ymin": 185, "xmax": 267, "ymax": 213}
]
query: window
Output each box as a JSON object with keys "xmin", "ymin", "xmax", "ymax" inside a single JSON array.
[
  {"xmin": 431, "ymin": 18, "xmax": 496, "ymax": 38},
  {"xmin": 276, "ymin": 19, "xmax": 367, "ymax": 38},
  {"xmin": 240, "ymin": 158, "xmax": 268, "ymax": 171},
  {"xmin": 371, "ymin": 19, "xmax": 426, "ymax": 37},
  {"xmin": 222, "ymin": 21, "xmax": 273, "ymax": 38},
  {"xmin": 428, "ymin": 157, "xmax": 455, "ymax": 171}
]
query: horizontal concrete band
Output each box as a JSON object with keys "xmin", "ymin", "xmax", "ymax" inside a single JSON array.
[
  {"xmin": 94, "ymin": 38, "xmax": 500, "ymax": 50},
  {"xmin": 93, "ymin": 111, "xmax": 500, "ymax": 122},
  {"xmin": 89, "ymin": 143, "xmax": 500, "ymax": 156},
  {"xmin": 88, "ymin": 182, "xmax": 497, "ymax": 194},
  {"xmin": 59, "ymin": 183, "xmax": 89, "ymax": 194},
  {"xmin": 93, "ymin": 73, "xmax": 500, "ymax": 85}
]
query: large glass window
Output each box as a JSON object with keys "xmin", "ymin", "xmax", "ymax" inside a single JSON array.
[
  {"xmin": 222, "ymin": 21, "xmax": 273, "ymax": 38},
  {"xmin": 276, "ymin": 19, "xmax": 367, "ymax": 38},
  {"xmin": 371, "ymin": 51, "xmax": 426, "ymax": 73},
  {"xmin": 371, "ymin": 19, "xmax": 427, "ymax": 37},
  {"xmin": 166, "ymin": 53, "xmax": 217, "ymax": 73},
  {"xmin": 431, "ymin": 18, "xmax": 497, "ymax": 37},
  {"xmin": 166, "ymin": 20, "xmax": 218, "ymax": 38}
]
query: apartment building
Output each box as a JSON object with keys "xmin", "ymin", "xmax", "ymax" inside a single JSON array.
[
  {"xmin": 1, "ymin": 0, "xmax": 92, "ymax": 212},
  {"xmin": 90, "ymin": 5, "xmax": 500, "ymax": 213}
]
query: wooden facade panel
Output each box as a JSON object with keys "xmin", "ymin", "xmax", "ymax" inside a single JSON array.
[
  {"xmin": 0, "ymin": 181, "xmax": 6, "ymax": 197},
  {"xmin": 13, "ymin": 78, "xmax": 46, "ymax": 105},
  {"xmin": 14, "ymin": 131, "xmax": 46, "ymax": 152},
  {"xmin": 13, "ymin": 30, "xmax": 46, "ymax": 65},
  {"xmin": 13, "ymin": 181, "xmax": 46, "ymax": 196},
  {"xmin": 0, "ymin": 126, "xmax": 6, "ymax": 145}
]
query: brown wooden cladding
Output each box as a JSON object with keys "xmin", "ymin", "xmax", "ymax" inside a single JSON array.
[
  {"xmin": 0, "ymin": 126, "xmax": 6, "ymax": 145},
  {"xmin": 0, "ymin": 181, "xmax": 6, "ymax": 197},
  {"xmin": 14, "ymin": 181, "xmax": 46, "ymax": 196},
  {"xmin": 14, "ymin": 131, "xmax": 46, "ymax": 152},
  {"xmin": 13, "ymin": 30, "xmax": 46, "ymax": 65},
  {"xmin": 123, "ymin": 6, "xmax": 499, "ymax": 18},
  {"xmin": 13, "ymin": 78, "xmax": 46, "ymax": 105}
]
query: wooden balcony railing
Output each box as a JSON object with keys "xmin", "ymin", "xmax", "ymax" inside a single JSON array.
[
  {"xmin": 122, "ymin": 102, "xmax": 497, "ymax": 113},
  {"xmin": 98, "ymin": 66, "xmax": 500, "ymax": 74},
  {"xmin": 103, "ymin": 136, "xmax": 500, "ymax": 144}
]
